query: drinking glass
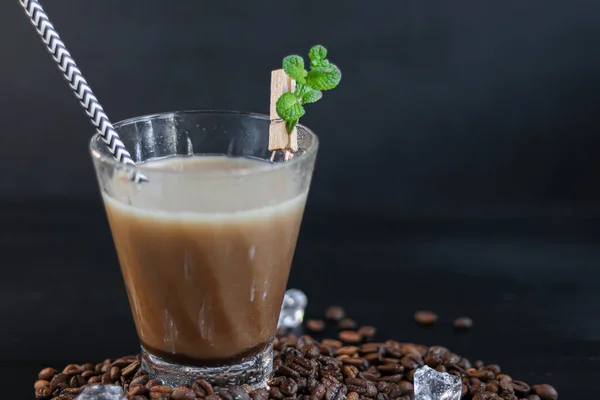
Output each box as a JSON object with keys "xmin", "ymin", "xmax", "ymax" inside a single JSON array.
[{"xmin": 89, "ymin": 110, "xmax": 318, "ymax": 389}]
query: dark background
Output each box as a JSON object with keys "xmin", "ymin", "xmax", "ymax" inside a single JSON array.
[{"xmin": 2, "ymin": 0, "xmax": 600, "ymax": 397}]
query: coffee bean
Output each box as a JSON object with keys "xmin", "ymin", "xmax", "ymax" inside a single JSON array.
[
  {"xmin": 360, "ymin": 371, "xmax": 380, "ymax": 381},
  {"xmin": 357, "ymin": 326, "xmax": 376, "ymax": 339},
  {"xmin": 49, "ymin": 373, "xmax": 68, "ymax": 390},
  {"xmin": 346, "ymin": 392, "xmax": 359, "ymax": 400},
  {"xmin": 424, "ymin": 352, "xmax": 443, "ymax": 368},
  {"xmin": 363, "ymin": 353, "xmax": 381, "ymax": 364},
  {"xmin": 470, "ymin": 381, "xmax": 486, "ymax": 395},
  {"xmin": 300, "ymin": 343, "xmax": 322, "ymax": 358},
  {"xmin": 62, "ymin": 364, "xmax": 81, "ymax": 377},
  {"xmin": 100, "ymin": 361, "xmax": 112, "ymax": 374},
  {"xmin": 414, "ymin": 310, "xmax": 438, "ymax": 325},
  {"xmin": 400, "ymin": 344, "xmax": 419, "ymax": 357},
  {"xmin": 39, "ymin": 368, "xmax": 57, "ymax": 381},
  {"xmin": 146, "ymin": 379, "xmax": 162, "ymax": 390},
  {"xmin": 35, "ymin": 385, "xmax": 52, "ymax": 399},
  {"xmin": 280, "ymin": 377, "xmax": 299, "ymax": 396},
  {"xmin": 496, "ymin": 374, "xmax": 512, "ymax": 381},
  {"xmin": 532, "ymin": 384, "xmax": 558, "ymax": 400},
  {"xmin": 225, "ymin": 386, "xmax": 251, "ymax": 400},
  {"xmin": 345, "ymin": 377, "xmax": 377, "ymax": 397},
  {"xmin": 526, "ymin": 395, "xmax": 542, "ymax": 400},
  {"xmin": 378, "ymin": 374, "xmax": 404, "ymax": 383},
  {"xmin": 109, "ymin": 366, "xmax": 121, "ymax": 381},
  {"xmin": 339, "ymin": 356, "xmax": 364, "ymax": 367},
  {"xmin": 192, "ymin": 378, "xmax": 214, "ymax": 397},
  {"xmin": 378, "ymin": 364, "xmax": 404, "ymax": 374},
  {"xmin": 250, "ymin": 388, "xmax": 269, "ymax": 400},
  {"xmin": 306, "ymin": 319, "xmax": 326, "ymax": 332},
  {"xmin": 376, "ymin": 381, "xmax": 390, "ymax": 393},
  {"xmin": 393, "ymin": 380, "xmax": 411, "ymax": 395},
  {"xmin": 453, "ymin": 316, "xmax": 473, "ymax": 330},
  {"xmin": 325, "ymin": 306, "xmax": 346, "ymax": 321},
  {"xmin": 336, "ymin": 348, "xmax": 359, "ymax": 359},
  {"xmin": 111, "ymin": 358, "xmax": 131, "ymax": 369},
  {"xmin": 127, "ymin": 384, "xmax": 148, "ymax": 396},
  {"xmin": 150, "ymin": 385, "xmax": 173, "ymax": 399},
  {"xmin": 484, "ymin": 364, "xmax": 501, "ymax": 374},
  {"xmin": 376, "ymin": 392, "xmax": 389, "ymax": 400},
  {"xmin": 62, "ymin": 387, "xmax": 84, "ymax": 396},
  {"xmin": 131, "ymin": 374, "xmax": 150, "ymax": 386},
  {"xmin": 79, "ymin": 363, "xmax": 93, "ymax": 372},
  {"xmin": 342, "ymin": 365, "xmax": 359, "ymax": 379},
  {"xmin": 467, "ymin": 368, "xmax": 494, "ymax": 381},
  {"xmin": 93, "ymin": 363, "xmax": 103, "ymax": 373},
  {"xmin": 34, "ymin": 380, "xmax": 51, "ymax": 391},
  {"xmin": 472, "ymin": 392, "xmax": 498, "ymax": 400},
  {"xmin": 287, "ymin": 354, "xmax": 316, "ymax": 376},
  {"xmin": 400, "ymin": 355, "xmax": 422, "ymax": 370},
  {"xmin": 338, "ymin": 318, "xmax": 357, "ymax": 330},
  {"xmin": 87, "ymin": 375, "xmax": 102, "ymax": 385},
  {"xmin": 499, "ymin": 378, "xmax": 514, "ymax": 392},
  {"xmin": 269, "ymin": 386, "xmax": 284, "ymax": 399},
  {"xmin": 80, "ymin": 370, "xmax": 97, "ymax": 379},
  {"xmin": 325, "ymin": 382, "xmax": 347, "ymax": 400},
  {"xmin": 338, "ymin": 330, "xmax": 362, "ymax": 344},
  {"xmin": 121, "ymin": 360, "xmax": 140, "ymax": 377},
  {"xmin": 298, "ymin": 335, "xmax": 318, "ymax": 347},
  {"xmin": 132, "ymin": 370, "xmax": 145, "ymax": 379},
  {"xmin": 485, "ymin": 382, "xmax": 499, "ymax": 393},
  {"xmin": 101, "ymin": 372, "xmax": 113, "ymax": 385},
  {"xmin": 69, "ymin": 375, "xmax": 86, "ymax": 388},
  {"xmin": 321, "ymin": 339, "xmax": 343, "ymax": 348}
]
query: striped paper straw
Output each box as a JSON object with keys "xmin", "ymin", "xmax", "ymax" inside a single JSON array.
[{"xmin": 19, "ymin": 0, "xmax": 147, "ymax": 183}]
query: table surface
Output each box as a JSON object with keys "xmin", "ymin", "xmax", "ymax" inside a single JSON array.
[{"xmin": 3, "ymin": 200, "xmax": 599, "ymax": 398}]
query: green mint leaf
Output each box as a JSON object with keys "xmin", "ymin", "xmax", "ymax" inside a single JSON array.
[
  {"xmin": 309, "ymin": 45, "xmax": 327, "ymax": 67},
  {"xmin": 275, "ymin": 44, "xmax": 341, "ymax": 134},
  {"xmin": 276, "ymin": 92, "xmax": 305, "ymax": 122},
  {"xmin": 286, "ymin": 119, "xmax": 298, "ymax": 133},
  {"xmin": 301, "ymin": 89, "xmax": 323, "ymax": 104},
  {"xmin": 305, "ymin": 64, "xmax": 341, "ymax": 91},
  {"xmin": 282, "ymin": 55, "xmax": 307, "ymax": 83}
]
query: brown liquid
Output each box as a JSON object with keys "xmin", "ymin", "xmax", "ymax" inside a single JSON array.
[{"xmin": 104, "ymin": 156, "xmax": 307, "ymax": 365}]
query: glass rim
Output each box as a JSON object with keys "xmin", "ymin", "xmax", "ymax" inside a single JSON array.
[{"xmin": 89, "ymin": 109, "xmax": 319, "ymax": 177}]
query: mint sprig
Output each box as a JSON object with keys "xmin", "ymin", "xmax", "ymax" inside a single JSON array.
[{"xmin": 276, "ymin": 45, "xmax": 341, "ymax": 133}]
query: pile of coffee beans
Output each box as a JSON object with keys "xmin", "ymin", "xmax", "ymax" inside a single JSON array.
[{"xmin": 33, "ymin": 307, "xmax": 558, "ymax": 400}]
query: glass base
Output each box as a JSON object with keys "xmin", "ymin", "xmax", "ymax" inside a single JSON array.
[{"xmin": 140, "ymin": 341, "xmax": 273, "ymax": 390}]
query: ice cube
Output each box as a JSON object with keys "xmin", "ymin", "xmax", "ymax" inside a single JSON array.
[
  {"xmin": 414, "ymin": 365, "xmax": 462, "ymax": 400},
  {"xmin": 277, "ymin": 289, "xmax": 307, "ymax": 328},
  {"xmin": 77, "ymin": 385, "xmax": 127, "ymax": 400}
]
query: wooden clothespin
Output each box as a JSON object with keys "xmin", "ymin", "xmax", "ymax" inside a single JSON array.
[{"xmin": 269, "ymin": 69, "xmax": 298, "ymax": 152}]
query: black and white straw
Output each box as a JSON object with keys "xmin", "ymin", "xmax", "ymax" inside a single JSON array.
[{"xmin": 19, "ymin": 0, "xmax": 147, "ymax": 183}]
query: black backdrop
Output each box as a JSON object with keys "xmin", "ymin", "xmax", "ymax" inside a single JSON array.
[{"xmin": 2, "ymin": 0, "xmax": 600, "ymax": 397}]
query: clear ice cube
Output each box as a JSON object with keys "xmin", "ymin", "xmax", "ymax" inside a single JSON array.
[
  {"xmin": 77, "ymin": 385, "xmax": 127, "ymax": 400},
  {"xmin": 414, "ymin": 365, "xmax": 462, "ymax": 400},
  {"xmin": 277, "ymin": 289, "xmax": 307, "ymax": 328}
]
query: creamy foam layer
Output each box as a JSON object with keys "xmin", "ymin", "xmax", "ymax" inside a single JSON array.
[
  {"xmin": 104, "ymin": 188, "xmax": 307, "ymax": 223},
  {"xmin": 107, "ymin": 156, "xmax": 303, "ymax": 214}
]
